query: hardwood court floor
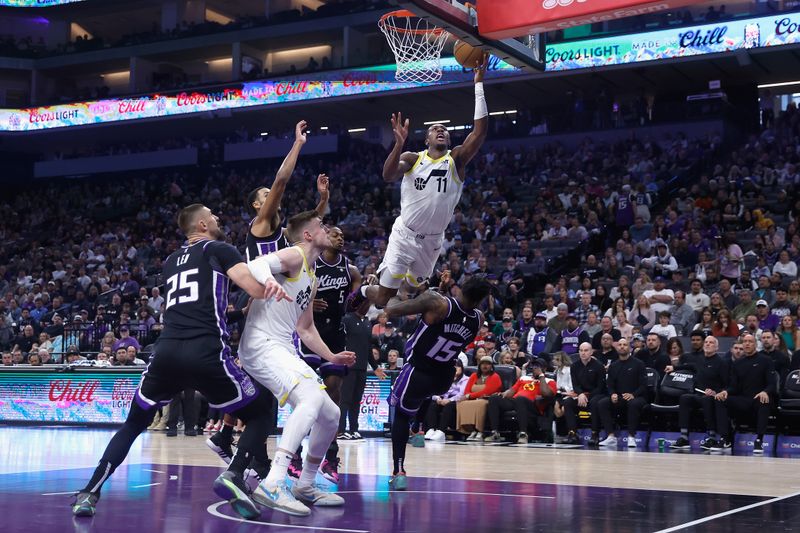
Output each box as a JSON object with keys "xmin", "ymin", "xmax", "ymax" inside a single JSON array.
[{"xmin": 1, "ymin": 427, "xmax": 799, "ymax": 532}]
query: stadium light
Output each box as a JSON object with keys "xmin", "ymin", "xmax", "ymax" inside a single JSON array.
[
  {"xmin": 758, "ymin": 81, "xmax": 800, "ymax": 89},
  {"xmin": 423, "ymin": 120, "xmax": 451, "ymax": 125},
  {"xmin": 260, "ymin": 132, "xmax": 268, "ymax": 136},
  {"xmin": 348, "ymin": 127, "xmax": 366, "ymax": 133}
]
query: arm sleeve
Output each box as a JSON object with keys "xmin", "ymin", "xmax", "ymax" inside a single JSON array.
[
  {"xmin": 590, "ymin": 364, "xmax": 606, "ymax": 397},
  {"xmin": 607, "ymin": 365, "xmax": 618, "ymax": 395},
  {"xmin": 247, "ymin": 254, "xmax": 278, "ymax": 284},
  {"xmin": 205, "ymin": 241, "xmax": 245, "ymax": 272},
  {"xmin": 464, "ymin": 373, "xmax": 478, "ymax": 396}
]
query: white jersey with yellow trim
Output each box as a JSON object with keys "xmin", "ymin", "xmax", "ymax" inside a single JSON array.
[
  {"xmin": 400, "ymin": 149, "xmax": 463, "ymax": 235},
  {"xmin": 242, "ymin": 245, "xmax": 315, "ymax": 346}
]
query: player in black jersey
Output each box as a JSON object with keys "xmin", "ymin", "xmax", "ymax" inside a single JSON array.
[
  {"xmin": 299, "ymin": 226, "xmax": 366, "ymax": 486},
  {"xmin": 383, "ymin": 274, "xmax": 491, "ymax": 490},
  {"xmin": 73, "ymin": 204, "xmax": 290, "ymax": 521},
  {"xmin": 244, "ymin": 120, "xmax": 329, "ymax": 261}
]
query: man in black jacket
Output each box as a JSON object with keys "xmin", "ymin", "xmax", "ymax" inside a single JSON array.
[
  {"xmin": 340, "ymin": 309, "xmax": 386, "ymax": 440},
  {"xmin": 670, "ymin": 336, "xmax": 729, "ymax": 451},
  {"xmin": 562, "ymin": 342, "xmax": 606, "ymax": 444},
  {"xmin": 759, "ymin": 330, "xmax": 791, "ymax": 390},
  {"xmin": 634, "ymin": 333, "xmax": 669, "ymax": 374},
  {"xmin": 595, "ymin": 338, "xmax": 648, "ymax": 448},
  {"xmin": 714, "ymin": 333, "xmax": 775, "ymax": 453}
]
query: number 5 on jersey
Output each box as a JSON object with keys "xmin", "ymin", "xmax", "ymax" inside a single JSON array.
[{"xmin": 165, "ymin": 268, "xmax": 199, "ymax": 309}]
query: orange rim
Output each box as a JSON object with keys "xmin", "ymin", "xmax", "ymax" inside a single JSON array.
[{"xmin": 379, "ymin": 10, "xmax": 447, "ymax": 36}]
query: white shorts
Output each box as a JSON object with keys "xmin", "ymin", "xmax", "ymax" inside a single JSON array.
[
  {"xmin": 377, "ymin": 218, "xmax": 443, "ymax": 289},
  {"xmin": 239, "ymin": 338, "xmax": 323, "ymax": 407}
]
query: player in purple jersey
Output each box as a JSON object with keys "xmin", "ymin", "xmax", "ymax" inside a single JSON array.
[{"xmin": 383, "ymin": 274, "xmax": 491, "ymax": 490}]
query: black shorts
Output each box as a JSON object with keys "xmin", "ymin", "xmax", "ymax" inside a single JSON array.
[
  {"xmin": 390, "ymin": 363, "xmax": 456, "ymax": 416},
  {"xmin": 135, "ymin": 336, "xmax": 259, "ymax": 413},
  {"xmin": 301, "ymin": 324, "xmax": 348, "ymax": 378}
]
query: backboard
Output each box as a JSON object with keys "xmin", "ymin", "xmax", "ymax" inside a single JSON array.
[{"xmin": 393, "ymin": 0, "xmax": 546, "ymax": 71}]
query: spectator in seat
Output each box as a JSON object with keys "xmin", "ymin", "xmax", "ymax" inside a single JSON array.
[
  {"xmin": 555, "ymin": 313, "xmax": 590, "ymax": 360},
  {"xmin": 629, "ymin": 295, "xmax": 656, "ymax": 330},
  {"xmin": 113, "ymin": 346, "xmax": 136, "ymax": 366},
  {"xmin": 641, "ymin": 241, "xmax": 678, "ymax": 278},
  {"xmin": 686, "ymin": 279, "xmax": 711, "ymax": 313},
  {"xmin": 773, "ymin": 250, "xmax": 798, "ymax": 279},
  {"xmin": 424, "ymin": 360, "xmax": 469, "ymax": 441},
  {"xmin": 756, "ymin": 300, "xmax": 780, "ymax": 332},
  {"xmin": 670, "ymin": 335, "xmax": 729, "ymax": 451},
  {"xmin": 501, "ymin": 337, "xmax": 527, "ymax": 368},
  {"xmin": 714, "ymin": 333, "xmax": 776, "ymax": 453},
  {"xmin": 718, "ymin": 279, "xmax": 739, "ymax": 310},
  {"xmin": 481, "ymin": 334, "xmax": 501, "ymax": 364},
  {"xmin": 12, "ymin": 325, "xmax": 36, "ymax": 354},
  {"xmin": 377, "ymin": 322, "xmax": 404, "ymax": 362},
  {"xmin": 732, "ymin": 289, "xmax": 756, "ymax": 324},
  {"xmin": 615, "ymin": 311, "xmax": 635, "ymax": 341},
  {"xmin": 547, "ymin": 303, "xmax": 569, "ymax": 334},
  {"xmin": 671, "ymin": 291, "xmax": 696, "ymax": 335},
  {"xmin": 112, "ymin": 325, "xmax": 141, "ymax": 353},
  {"xmin": 386, "ymin": 349, "xmax": 402, "ymax": 371},
  {"xmin": 664, "ymin": 337, "xmax": 685, "ymax": 370},
  {"xmin": 583, "ymin": 312, "xmax": 602, "ymax": 339},
  {"xmin": 574, "ymin": 292, "xmax": 599, "ymax": 327},
  {"xmin": 694, "ymin": 308, "xmax": 714, "ymax": 337},
  {"xmin": 522, "ymin": 312, "xmax": 556, "ymax": 363},
  {"xmin": 771, "ymin": 287, "xmax": 797, "ymax": 321},
  {"xmin": 635, "ymin": 333, "xmax": 669, "ymax": 374},
  {"xmin": 485, "ymin": 357, "xmax": 556, "ymax": 444},
  {"xmin": 28, "ymin": 351, "xmax": 42, "ymax": 366},
  {"xmin": 759, "ymin": 330, "xmax": 791, "ymax": 388},
  {"xmin": 778, "ymin": 315, "xmax": 800, "ymax": 353},
  {"xmin": 712, "ymin": 309, "xmax": 740, "ymax": 338},
  {"xmin": 594, "ymin": 333, "xmax": 617, "ymax": 367},
  {"xmin": 2, "ymin": 351, "xmax": 12, "ymax": 366},
  {"xmin": 497, "ymin": 317, "xmax": 520, "ymax": 348},
  {"xmin": 591, "ymin": 316, "xmax": 621, "ymax": 351},
  {"xmin": 457, "ymin": 356, "xmax": 503, "ymax": 441},
  {"xmin": 644, "ymin": 276, "xmax": 675, "ymax": 315},
  {"xmin": 595, "ymin": 338, "xmax": 648, "ymax": 448},
  {"xmin": 562, "ymin": 342, "xmax": 606, "ymax": 444},
  {"xmin": 372, "ymin": 312, "xmax": 388, "ymax": 338}
]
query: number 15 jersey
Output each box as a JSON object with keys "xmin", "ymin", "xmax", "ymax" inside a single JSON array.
[
  {"xmin": 400, "ymin": 150, "xmax": 463, "ymax": 235},
  {"xmin": 405, "ymin": 295, "xmax": 482, "ymax": 371}
]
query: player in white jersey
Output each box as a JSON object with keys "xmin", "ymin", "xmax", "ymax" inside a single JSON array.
[
  {"xmin": 239, "ymin": 210, "xmax": 356, "ymax": 517},
  {"xmin": 350, "ymin": 55, "xmax": 489, "ymax": 309}
]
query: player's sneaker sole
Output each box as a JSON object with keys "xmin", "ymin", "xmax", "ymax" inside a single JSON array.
[
  {"xmin": 206, "ymin": 438, "xmax": 233, "ymax": 464},
  {"xmin": 72, "ymin": 491, "xmax": 99, "ymax": 517},
  {"xmin": 291, "ymin": 484, "xmax": 345, "ymax": 506},
  {"xmin": 389, "ymin": 473, "xmax": 408, "ymax": 491},
  {"xmin": 213, "ymin": 472, "xmax": 260, "ymax": 520}
]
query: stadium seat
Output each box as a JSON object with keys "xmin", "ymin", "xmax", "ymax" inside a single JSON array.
[{"xmin": 650, "ymin": 371, "xmax": 696, "ymax": 431}]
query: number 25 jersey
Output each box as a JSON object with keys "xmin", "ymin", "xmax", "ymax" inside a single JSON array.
[
  {"xmin": 400, "ymin": 150, "xmax": 463, "ymax": 235},
  {"xmin": 405, "ymin": 295, "xmax": 482, "ymax": 371}
]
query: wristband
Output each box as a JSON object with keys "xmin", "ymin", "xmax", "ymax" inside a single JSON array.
[{"xmin": 474, "ymin": 82, "xmax": 487, "ymax": 120}]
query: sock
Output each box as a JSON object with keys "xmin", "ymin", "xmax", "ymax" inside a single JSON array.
[
  {"xmin": 757, "ymin": 434, "xmax": 764, "ymax": 441},
  {"xmin": 680, "ymin": 429, "xmax": 689, "ymax": 437},
  {"xmin": 391, "ymin": 410, "xmax": 411, "ymax": 475},
  {"xmin": 264, "ymin": 450, "xmax": 292, "ymax": 487},
  {"xmin": 297, "ymin": 458, "xmax": 322, "ymax": 488},
  {"xmin": 84, "ymin": 459, "xmax": 115, "ymax": 494},
  {"xmin": 219, "ymin": 423, "xmax": 233, "ymax": 441}
]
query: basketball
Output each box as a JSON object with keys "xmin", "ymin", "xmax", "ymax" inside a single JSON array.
[{"xmin": 453, "ymin": 40, "xmax": 485, "ymax": 68}]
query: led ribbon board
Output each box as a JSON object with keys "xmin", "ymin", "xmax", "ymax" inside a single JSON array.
[{"xmin": 0, "ymin": 0, "xmax": 85, "ymax": 6}]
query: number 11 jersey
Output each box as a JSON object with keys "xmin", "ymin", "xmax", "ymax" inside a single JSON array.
[
  {"xmin": 404, "ymin": 295, "xmax": 482, "ymax": 371},
  {"xmin": 400, "ymin": 150, "xmax": 463, "ymax": 235}
]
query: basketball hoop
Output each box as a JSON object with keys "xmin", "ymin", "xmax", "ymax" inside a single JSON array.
[{"xmin": 379, "ymin": 10, "xmax": 450, "ymax": 83}]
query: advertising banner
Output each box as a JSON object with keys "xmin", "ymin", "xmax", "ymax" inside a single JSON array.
[
  {"xmin": 478, "ymin": 0, "xmax": 700, "ymax": 39},
  {"xmin": 546, "ymin": 11, "xmax": 800, "ymax": 71},
  {"xmin": 0, "ymin": 0, "xmax": 84, "ymax": 6},
  {"xmin": 277, "ymin": 373, "xmax": 392, "ymax": 433},
  {"xmin": 0, "ymin": 369, "xmax": 140, "ymax": 424}
]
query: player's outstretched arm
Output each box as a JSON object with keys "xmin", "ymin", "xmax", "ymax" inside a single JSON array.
[
  {"xmin": 253, "ymin": 120, "xmax": 307, "ymax": 233},
  {"xmin": 385, "ymin": 290, "xmax": 449, "ymax": 324},
  {"xmin": 452, "ymin": 54, "xmax": 489, "ymax": 170},
  {"xmin": 297, "ymin": 284, "xmax": 356, "ymax": 366},
  {"xmin": 383, "ymin": 112, "xmax": 418, "ymax": 183},
  {"xmin": 314, "ymin": 173, "xmax": 330, "ymax": 218},
  {"xmin": 227, "ymin": 263, "xmax": 290, "ymax": 302}
]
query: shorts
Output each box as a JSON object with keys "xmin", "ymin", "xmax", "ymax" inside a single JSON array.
[
  {"xmin": 390, "ymin": 363, "xmax": 455, "ymax": 416},
  {"xmin": 377, "ymin": 218, "xmax": 443, "ymax": 289},
  {"xmin": 135, "ymin": 336, "xmax": 258, "ymax": 413},
  {"xmin": 239, "ymin": 337, "xmax": 324, "ymax": 407},
  {"xmin": 302, "ymin": 323, "xmax": 348, "ymax": 379}
]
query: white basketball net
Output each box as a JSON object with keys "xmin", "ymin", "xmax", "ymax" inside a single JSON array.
[{"xmin": 379, "ymin": 11, "xmax": 450, "ymax": 83}]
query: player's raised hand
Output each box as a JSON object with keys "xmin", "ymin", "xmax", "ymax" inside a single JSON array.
[
  {"xmin": 390, "ymin": 112, "xmax": 409, "ymax": 146},
  {"xmin": 332, "ymin": 350, "xmax": 357, "ymax": 367},
  {"xmin": 263, "ymin": 279, "xmax": 291, "ymax": 302},
  {"xmin": 474, "ymin": 53, "xmax": 489, "ymax": 83},
  {"xmin": 312, "ymin": 298, "xmax": 328, "ymax": 312},
  {"xmin": 317, "ymin": 173, "xmax": 329, "ymax": 196},
  {"xmin": 295, "ymin": 120, "xmax": 308, "ymax": 144}
]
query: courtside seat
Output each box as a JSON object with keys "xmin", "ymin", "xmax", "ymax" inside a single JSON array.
[{"xmin": 650, "ymin": 371, "xmax": 695, "ymax": 431}]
